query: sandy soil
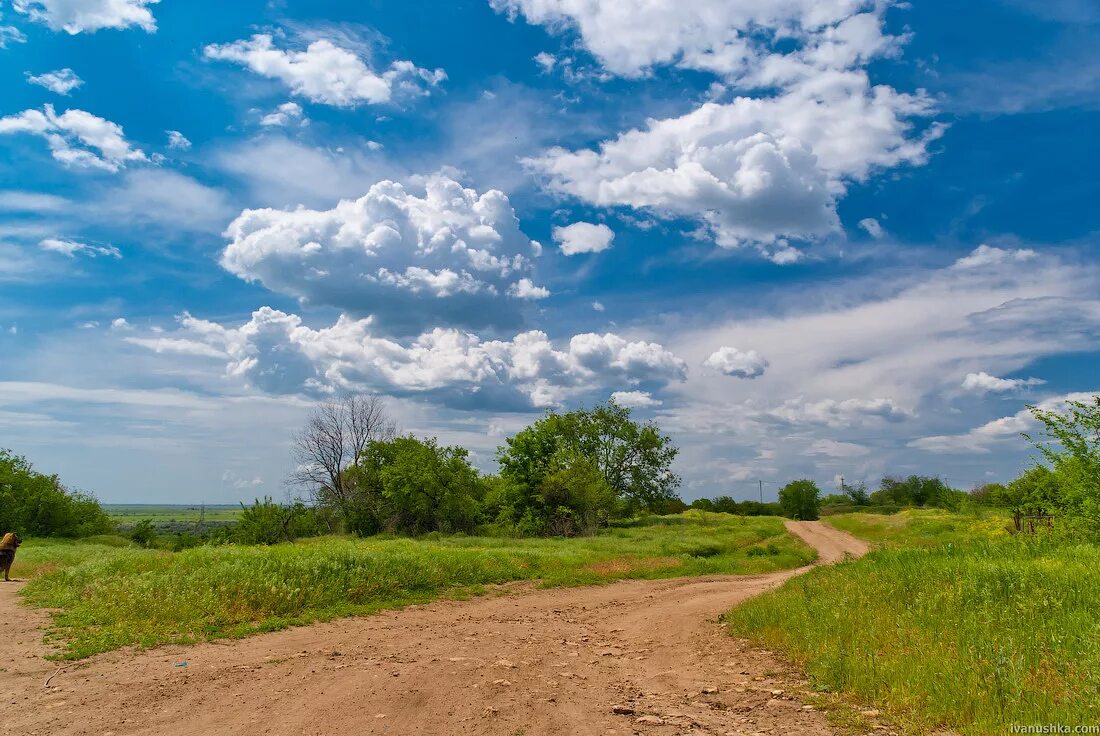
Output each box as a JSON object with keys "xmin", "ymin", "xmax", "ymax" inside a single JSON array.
[{"xmin": 0, "ymin": 521, "xmax": 871, "ymax": 736}]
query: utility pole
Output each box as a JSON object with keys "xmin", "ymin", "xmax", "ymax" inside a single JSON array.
[{"xmin": 759, "ymin": 479, "xmax": 763, "ymax": 503}]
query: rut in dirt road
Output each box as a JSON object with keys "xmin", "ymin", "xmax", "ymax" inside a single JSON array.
[{"xmin": 1, "ymin": 521, "xmax": 872, "ymax": 736}]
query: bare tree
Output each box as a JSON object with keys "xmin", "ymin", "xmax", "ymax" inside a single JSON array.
[{"xmin": 288, "ymin": 393, "xmax": 396, "ymax": 514}]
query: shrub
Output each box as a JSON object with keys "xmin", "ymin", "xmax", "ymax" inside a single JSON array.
[
  {"xmin": 235, "ymin": 497, "xmax": 321, "ymax": 545},
  {"xmin": 129, "ymin": 519, "xmax": 156, "ymax": 548},
  {"xmin": 778, "ymin": 479, "xmax": 821, "ymax": 520}
]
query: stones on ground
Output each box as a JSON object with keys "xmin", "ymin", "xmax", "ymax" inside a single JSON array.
[
  {"xmin": 611, "ymin": 704, "xmax": 636, "ymax": 715},
  {"xmin": 492, "ymin": 679, "xmax": 512, "ymax": 686},
  {"xmin": 860, "ymin": 708, "xmax": 881, "ymax": 717},
  {"xmin": 769, "ymin": 689, "xmax": 784, "ymax": 696},
  {"xmin": 701, "ymin": 686, "xmax": 718, "ymax": 694},
  {"xmin": 494, "ymin": 659, "xmax": 516, "ymax": 669},
  {"xmin": 635, "ymin": 715, "xmax": 664, "ymax": 725}
]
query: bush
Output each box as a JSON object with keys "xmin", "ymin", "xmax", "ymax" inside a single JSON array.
[
  {"xmin": 129, "ymin": 519, "xmax": 156, "ymax": 548},
  {"xmin": 0, "ymin": 449, "xmax": 114, "ymax": 537},
  {"xmin": 235, "ymin": 497, "xmax": 322, "ymax": 545},
  {"xmin": 778, "ymin": 479, "xmax": 821, "ymax": 520}
]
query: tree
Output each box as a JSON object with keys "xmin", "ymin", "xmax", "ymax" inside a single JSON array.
[
  {"xmin": 875, "ymin": 475, "xmax": 953, "ymax": 507},
  {"xmin": 842, "ymin": 480, "xmax": 870, "ymax": 505},
  {"xmin": 497, "ymin": 401, "xmax": 680, "ymax": 522},
  {"xmin": 1025, "ymin": 395, "xmax": 1100, "ymax": 529},
  {"xmin": 288, "ymin": 394, "xmax": 396, "ymax": 521},
  {"xmin": 998, "ymin": 467, "xmax": 1060, "ymax": 530},
  {"xmin": 778, "ymin": 479, "xmax": 821, "ymax": 520},
  {"xmin": 346, "ymin": 436, "xmax": 486, "ymax": 535},
  {"xmin": 0, "ymin": 449, "xmax": 113, "ymax": 537}
]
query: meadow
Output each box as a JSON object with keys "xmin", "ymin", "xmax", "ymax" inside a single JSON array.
[
  {"xmin": 104, "ymin": 503, "xmax": 242, "ymax": 532},
  {"xmin": 15, "ymin": 511, "xmax": 815, "ymax": 660},
  {"xmin": 724, "ymin": 510, "xmax": 1100, "ymax": 734}
]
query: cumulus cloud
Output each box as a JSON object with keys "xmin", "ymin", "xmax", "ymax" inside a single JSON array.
[
  {"xmin": 508, "ymin": 1, "xmax": 942, "ymax": 256},
  {"xmin": 611, "ymin": 390, "xmax": 661, "ymax": 408},
  {"xmin": 125, "ymin": 307, "xmax": 688, "ymax": 409},
  {"xmin": 39, "ymin": 238, "xmax": 121, "ymax": 258},
  {"xmin": 703, "ymin": 346, "xmax": 768, "ymax": 379},
  {"xmin": 0, "ymin": 105, "xmax": 146, "ymax": 172},
  {"xmin": 220, "ymin": 175, "xmax": 548, "ymax": 335},
  {"xmin": 961, "ymin": 371, "xmax": 1045, "ymax": 393},
  {"xmin": 260, "ymin": 101, "xmax": 307, "ymax": 127},
  {"xmin": 12, "ymin": 0, "xmax": 158, "ymax": 34},
  {"xmin": 26, "ymin": 68, "xmax": 83, "ymax": 95},
  {"xmin": 203, "ymin": 34, "xmax": 445, "ymax": 107},
  {"xmin": 166, "ymin": 130, "xmax": 191, "ymax": 150},
  {"xmin": 492, "ymin": 0, "xmax": 897, "ymax": 79},
  {"xmin": 553, "ymin": 221, "xmax": 614, "ymax": 255}
]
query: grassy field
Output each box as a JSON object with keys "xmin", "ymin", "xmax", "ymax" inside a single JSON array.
[
  {"xmin": 15, "ymin": 511, "xmax": 815, "ymax": 660},
  {"xmin": 104, "ymin": 504, "xmax": 242, "ymax": 532},
  {"xmin": 725, "ymin": 509, "xmax": 1100, "ymax": 734}
]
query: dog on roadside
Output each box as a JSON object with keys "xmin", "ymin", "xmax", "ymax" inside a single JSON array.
[{"xmin": 0, "ymin": 532, "xmax": 21, "ymax": 581}]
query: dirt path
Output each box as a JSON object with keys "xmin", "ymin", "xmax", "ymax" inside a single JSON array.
[{"xmin": 0, "ymin": 521, "xmax": 869, "ymax": 736}]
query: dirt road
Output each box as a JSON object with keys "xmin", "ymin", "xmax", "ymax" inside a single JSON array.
[{"xmin": 0, "ymin": 521, "xmax": 869, "ymax": 736}]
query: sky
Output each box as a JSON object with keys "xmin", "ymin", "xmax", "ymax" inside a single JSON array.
[{"xmin": 1, "ymin": 0, "xmax": 1098, "ymax": 504}]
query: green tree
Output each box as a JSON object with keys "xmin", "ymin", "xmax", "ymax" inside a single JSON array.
[
  {"xmin": 347, "ymin": 436, "xmax": 485, "ymax": 535},
  {"xmin": 129, "ymin": 519, "xmax": 157, "ymax": 547},
  {"xmin": 778, "ymin": 479, "xmax": 821, "ymax": 520},
  {"xmin": 0, "ymin": 449, "xmax": 113, "ymax": 537},
  {"xmin": 496, "ymin": 401, "xmax": 681, "ymax": 533},
  {"xmin": 1026, "ymin": 395, "xmax": 1100, "ymax": 530},
  {"xmin": 842, "ymin": 480, "xmax": 870, "ymax": 505}
]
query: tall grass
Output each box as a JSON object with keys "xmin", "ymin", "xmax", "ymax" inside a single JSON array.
[
  {"xmin": 725, "ymin": 510, "xmax": 1100, "ymax": 734},
  {"xmin": 17, "ymin": 511, "xmax": 815, "ymax": 659}
]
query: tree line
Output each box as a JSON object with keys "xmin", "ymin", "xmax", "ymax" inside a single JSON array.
[{"xmin": 3, "ymin": 394, "xmax": 1097, "ymax": 543}]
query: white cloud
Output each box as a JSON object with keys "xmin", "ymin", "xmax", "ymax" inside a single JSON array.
[
  {"xmin": 1, "ymin": 25, "xmax": 27, "ymax": 48},
  {"xmin": 961, "ymin": 371, "xmax": 1046, "ymax": 393},
  {"xmin": 910, "ymin": 392, "xmax": 1097, "ymax": 454},
  {"xmin": 953, "ymin": 244, "xmax": 1038, "ymax": 269},
  {"xmin": 26, "ymin": 68, "xmax": 83, "ymax": 95},
  {"xmin": 220, "ymin": 174, "xmax": 546, "ymax": 335},
  {"xmin": 808, "ymin": 439, "xmax": 870, "ymax": 458},
  {"xmin": 508, "ymin": 1, "xmax": 942, "ymax": 256},
  {"xmin": 203, "ymin": 34, "xmax": 445, "ymax": 107},
  {"xmin": 553, "ymin": 221, "xmax": 614, "ymax": 255},
  {"xmin": 592, "ymin": 300, "xmax": 605, "ymax": 312},
  {"xmin": 260, "ymin": 101, "xmax": 307, "ymax": 127},
  {"xmin": 110, "ymin": 317, "xmax": 132, "ymax": 330},
  {"xmin": 611, "ymin": 390, "xmax": 661, "ymax": 408},
  {"xmin": 126, "ymin": 307, "xmax": 688, "ymax": 409},
  {"xmin": 166, "ymin": 130, "xmax": 191, "ymax": 150},
  {"xmin": 507, "ymin": 277, "xmax": 550, "ymax": 300},
  {"xmin": 39, "ymin": 238, "xmax": 121, "ymax": 258},
  {"xmin": 703, "ymin": 346, "xmax": 768, "ymax": 379},
  {"xmin": 222, "ymin": 470, "xmax": 263, "ymax": 489},
  {"xmin": 12, "ymin": 0, "xmax": 158, "ymax": 34},
  {"xmin": 0, "ymin": 105, "xmax": 146, "ymax": 172},
  {"xmin": 492, "ymin": 0, "xmax": 897, "ymax": 80},
  {"xmin": 859, "ymin": 217, "xmax": 885, "ymax": 239}
]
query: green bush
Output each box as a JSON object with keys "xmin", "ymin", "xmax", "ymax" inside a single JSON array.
[
  {"xmin": 778, "ymin": 479, "xmax": 821, "ymax": 520},
  {"xmin": 234, "ymin": 497, "xmax": 322, "ymax": 545}
]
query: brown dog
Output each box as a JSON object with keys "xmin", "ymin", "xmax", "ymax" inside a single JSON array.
[{"xmin": 0, "ymin": 532, "xmax": 21, "ymax": 581}]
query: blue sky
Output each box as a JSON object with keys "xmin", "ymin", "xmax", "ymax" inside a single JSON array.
[{"xmin": 1, "ymin": 0, "xmax": 1098, "ymax": 503}]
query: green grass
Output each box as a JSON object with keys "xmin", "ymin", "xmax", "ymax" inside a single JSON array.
[
  {"xmin": 16, "ymin": 511, "xmax": 815, "ymax": 660},
  {"xmin": 725, "ymin": 510, "xmax": 1100, "ymax": 734}
]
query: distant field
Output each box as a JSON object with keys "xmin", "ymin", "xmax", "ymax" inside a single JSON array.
[
  {"xmin": 17, "ymin": 511, "xmax": 816, "ymax": 660},
  {"xmin": 725, "ymin": 510, "xmax": 1100, "ymax": 734},
  {"xmin": 104, "ymin": 504, "xmax": 243, "ymax": 531}
]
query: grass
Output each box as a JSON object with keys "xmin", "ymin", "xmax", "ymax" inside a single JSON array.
[
  {"xmin": 15, "ymin": 511, "xmax": 815, "ymax": 660},
  {"xmin": 725, "ymin": 509, "xmax": 1100, "ymax": 734}
]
